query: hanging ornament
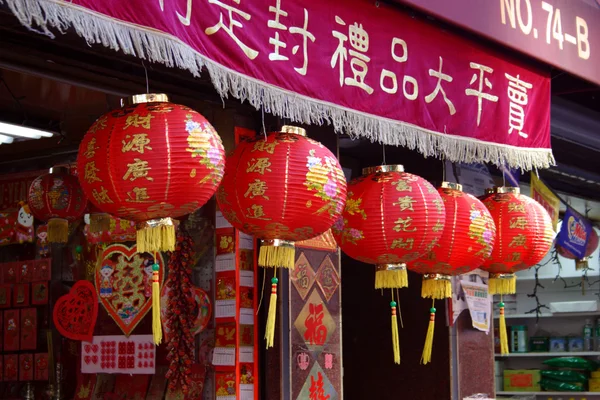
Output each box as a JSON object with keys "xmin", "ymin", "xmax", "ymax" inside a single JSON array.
[
  {"xmin": 406, "ymin": 182, "xmax": 496, "ymax": 364},
  {"xmin": 557, "ymin": 228, "xmax": 599, "ymax": 270},
  {"xmin": 481, "ymin": 187, "xmax": 554, "ymax": 355},
  {"xmin": 27, "ymin": 167, "xmax": 87, "ymax": 243},
  {"xmin": 77, "ymin": 93, "xmax": 225, "ymax": 253},
  {"xmin": 332, "ymin": 165, "xmax": 445, "ymax": 364},
  {"xmin": 217, "ymin": 125, "xmax": 347, "ymax": 348},
  {"xmin": 87, "ymin": 203, "xmax": 111, "ymax": 234}
]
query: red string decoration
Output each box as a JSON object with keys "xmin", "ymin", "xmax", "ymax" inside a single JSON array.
[
  {"xmin": 165, "ymin": 228, "xmax": 196, "ymax": 394},
  {"xmin": 53, "ymin": 280, "xmax": 98, "ymax": 342}
]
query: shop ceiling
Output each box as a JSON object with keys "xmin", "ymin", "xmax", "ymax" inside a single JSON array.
[{"xmin": 0, "ymin": 6, "xmax": 599, "ymax": 199}]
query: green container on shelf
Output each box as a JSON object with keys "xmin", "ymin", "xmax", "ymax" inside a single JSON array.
[
  {"xmin": 529, "ymin": 336, "xmax": 549, "ymax": 352},
  {"xmin": 511, "ymin": 325, "xmax": 528, "ymax": 353}
]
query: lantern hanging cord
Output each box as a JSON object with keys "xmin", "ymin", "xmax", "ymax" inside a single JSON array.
[
  {"xmin": 261, "ymin": 105, "xmax": 267, "ymax": 141},
  {"xmin": 256, "ymin": 267, "xmax": 267, "ymax": 315},
  {"xmin": 141, "ymin": 60, "xmax": 149, "ymax": 94},
  {"xmin": 396, "ymin": 288, "xmax": 404, "ymax": 328},
  {"xmin": 382, "ymin": 144, "xmax": 386, "ymax": 165}
]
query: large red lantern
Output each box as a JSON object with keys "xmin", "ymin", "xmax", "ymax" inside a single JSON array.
[
  {"xmin": 332, "ymin": 164, "xmax": 445, "ymax": 364},
  {"xmin": 77, "ymin": 94, "xmax": 225, "ymax": 253},
  {"xmin": 217, "ymin": 125, "xmax": 347, "ymax": 348},
  {"xmin": 407, "ymin": 182, "xmax": 496, "ymax": 299},
  {"xmin": 557, "ymin": 226, "xmax": 599, "ymax": 270},
  {"xmin": 27, "ymin": 167, "xmax": 87, "ymax": 243}
]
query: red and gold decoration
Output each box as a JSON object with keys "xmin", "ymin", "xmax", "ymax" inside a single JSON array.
[
  {"xmin": 406, "ymin": 182, "xmax": 496, "ymax": 364},
  {"xmin": 557, "ymin": 227, "xmax": 599, "ymax": 270},
  {"xmin": 332, "ymin": 165, "xmax": 445, "ymax": 364},
  {"xmin": 481, "ymin": 187, "xmax": 554, "ymax": 354},
  {"xmin": 77, "ymin": 93, "xmax": 225, "ymax": 253},
  {"xmin": 27, "ymin": 167, "xmax": 87, "ymax": 243},
  {"xmin": 52, "ymin": 280, "xmax": 98, "ymax": 342},
  {"xmin": 217, "ymin": 125, "xmax": 347, "ymax": 348},
  {"xmin": 94, "ymin": 244, "xmax": 164, "ymax": 339},
  {"xmin": 164, "ymin": 229, "xmax": 196, "ymax": 394}
]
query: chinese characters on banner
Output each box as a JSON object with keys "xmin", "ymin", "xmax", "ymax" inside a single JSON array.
[{"xmin": 27, "ymin": 0, "xmax": 552, "ymax": 169}]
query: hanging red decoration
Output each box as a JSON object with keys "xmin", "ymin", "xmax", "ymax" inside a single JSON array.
[
  {"xmin": 77, "ymin": 93, "xmax": 225, "ymax": 253},
  {"xmin": 52, "ymin": 280, "xmax": 98, "ymax": 342},
  {"xmin": 557, "ymin": 226, "xmax": 599, "ymax": 270},
  {"xmin": 217, "ymin": 125, "xmax": 347, "ymax": 348},
  {"xmin": 28, "ymin": 167, "xmax": 87, "ymax": 243},
  {"xmin": 332, "ymin": 164, "xmax": 445, "ymax": 365}
]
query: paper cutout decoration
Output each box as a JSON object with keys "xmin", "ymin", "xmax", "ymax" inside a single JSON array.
[
  {"xmin": 20, "ymin": 308, "xmax": 37, "ymax": 350},
  {"xmin": 35, "ymin": 353, "xmax": 49, "ymax": 381},
  {"xmin": 95, "ymin": 244, "xmax": 164, "ymax": 336},
  {"xmin": 13, "ymin": 284, "xmax": 29, "ymax": 307},
  {"xmin": 53, "ymin": 280, "xmax": 98, "ymax": 342},
  {"xmin": 4, "ymin": 354, "xmax": 18, "ymax": 381},
  {"xmin": 4, "ymin": 309, "xmax": 20, "ymax": 351},
  {"xmin": 161, "ymin": 284, "xmax": 212, "ymax": 340},
  {"xmin": 81, "ymin": 334, "xmax": 156, "ymax": 374},
  {"xmin": 0, "ymin": 285, "xmax": 11, "ymax": 308},
  {"xmin": 32, "ymin": 282, "xmax": 49, "ymax": 305},
  {"xmin": 19, "ymin": 353, "xmax": 34, "ymax": 381}
]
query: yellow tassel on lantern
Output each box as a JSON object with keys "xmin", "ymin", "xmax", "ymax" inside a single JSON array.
[
  {"xmin": 421, "ymin": 304, "xmax": 436, "ymax": 365},
  {"xmin": 48, "ymin": 218, "xmax": 69, "ymax": 243},
  {"xmin": 498, "ymin": 301, "xmax": 509, "ymax": 355},
  {"xmin": 259, "ymin": 240, "xmax": 295, "ymax": 269},
  {"xmin": 489, "ymin": 273, "xmax": 516, "ymax": 295},
  {"xmin": 576, "ymin": 258, "xmax": 589, "ymax": 270},
  {"xmin": 137, "ymin": 218, "xmax": 176, "ymax": 253},
  {"xmin": 390, "ymin": 300, "xmax": 400, "ymax": 364},
  {"xmin": 89, "ymin": 213, "xmax": 111, "ymax": 233},
  {"xmin": 421, "ymin": 274, "xmax": 452, "ymax": 300},
  {"xmin": 152, "ymin": 263, "xmax": 162, "ymax": 345},
  {"xmin": 375, "ymin": 264, "xmax": 408, "ymax": 289},
  {"xmin": 265, "ymin": 276, "xmax": 278, "ymax": 348}
]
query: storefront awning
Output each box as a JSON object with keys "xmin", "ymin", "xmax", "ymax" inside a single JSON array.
[{"xmin": 3, "ymin": 0, "xmax": 554, "ymax": 170}]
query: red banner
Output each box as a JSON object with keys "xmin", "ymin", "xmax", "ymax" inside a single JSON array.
[{"xmin": 7, "ymin": 0, "xmax": 552, "ymax": 169}]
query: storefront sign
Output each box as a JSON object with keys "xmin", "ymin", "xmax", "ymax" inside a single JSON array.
[
  {"xmin": 530, "ymin": 173, "xmax": 560, "ymax": 231},
  {"xmin": 556, "ymin": 207, "xmax": 592, "ymax": 259},
  {"xmin": 395, "ymin": 0, "xmax": 600, "ymax": 86},
  {"xmin": 7, "ymin": 0, "xmax": 552, "ymax": 170}
]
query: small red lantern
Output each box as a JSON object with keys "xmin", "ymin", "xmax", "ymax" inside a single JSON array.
[
  {"xmin": 332, "ymin": 164, "xmax": 445, "ymax": 364},
  {"xmin": 217, "ymin": 125, "xmax": 347, "ymax": 348},
  {"xmin": 407, "ymin": 182, "xmax": 496, "ymax": 299},
  {"xmin": 27, "ymin": 167, "xmax": 87, "ymax": 243},
  {"xmin": 77, "ymin": 94, "xmax": 225, "ymax": 253},
  {"xmin": 557, "ymin": 226, "xmax": 599, "ymax": 270}
]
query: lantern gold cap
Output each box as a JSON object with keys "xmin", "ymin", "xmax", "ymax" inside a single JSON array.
[
  {"xmin": 491, "ymin": 186, "xmax": 520, "ymax": 194},
  {"xmin": 376, "ymin": 263, "xmax": 407, "ymax": 272},
  {"xmin": 362, "ymin": 164, "xmax": 404, "ymax": 176},
  {"xmin": 122, "ymin": 93, "xmax": 169, "ymax": 106},
  {"xmin": 441, "ymin": 182, "xmax": 463, "ymax": 191},
  {"xmin": 281, "ymin": 125, "xmax": 306, "ymax": 136},
  {"xmin": 423, "ymin": 274, "xmax": 451, "ymax": 282}
]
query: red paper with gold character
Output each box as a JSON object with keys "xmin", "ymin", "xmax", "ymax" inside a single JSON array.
[
  {"xmin": 407, "ymin": 185, "xmax": 496, "ymax": 275},
  {"xmin": 27, "ymin": 171, "xmax": 87, "ymax": 223},
  {"xmin": 217, "ymin": 129, "xmax": 347, "ymax": 242},
  {"xmin": 77, "ymin": 97, "xmax": 225, "ymax": 222},
  {"xmin": 332, "ymin": 166, "xmax": 445, "ymax": 265},
  {"xmin": 481, "ymin": 189, "xmax": 554, "ymax": 274}
]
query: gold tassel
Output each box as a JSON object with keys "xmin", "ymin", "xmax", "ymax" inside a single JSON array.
[
  {"xmin": 576, "ymin": 258, "xmax": 589, "ymax": 270},
  {"xmin": 89, "ymin": 213, "xmax": 111, "ymax": 233},
  {"xmin": 48, "ymin": 218, "xmax": 69, "ymax": 243},
  {"xmin": 375, "ymin": 264, "xmax": 408, "ymax": 289},
  {"xmin": 137, "ymin": 218, "xmax": 176, "ymax": 253},
  {"xmin": 498, "ymin": 300, "xmax": 509, "ymax": 355},
  {"xmin": 421, "ymin": 275, "xmax": 452, "ymax": 300},
  {"xmin": 390, "ymin": 299, "xmax": 400, "ymax": 365},
  {"xmin": 488, "ymin": 273, "xmax": 516, "ymax": 295},
  {"xmin": 259, "ymin": 240, "xmax": 295, "ymax": 269},
  {"xmin": 152, "ymin": 262, "xmax": 162, "ymax": 345},
  {"xmin": 421, "ymin": 302, "xmax": 436, "ymax": 365},
  {"xmin": 265, "ymin": 275, "xmax": 278, "ymax": 348}
]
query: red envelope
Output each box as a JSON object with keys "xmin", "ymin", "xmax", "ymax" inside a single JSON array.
[
  {"xmin": 16, "ymin": 260, "xmax": 34, "ymax": 283},
  {"xmin": 33, "ymin": 259, "xmax": 51, "ymax": 282},
  {"xmin": 19, "ymin": 354, "xmax": 33, "ymax": 381},
  {"xmin": 4, "ymin": 354, "xmax": 18, "ymax": 381},
  {"xmin": 3, "ymin": 309, "xmax": 19, "ymax": 351},
  {"xmin": 0, "ymin": 285, "xmax": 9, "ymax": 308},
  {"xmin": 31, "ymin": 282, "xmax": 48, "ymax": 305},
  {"xmin": 13, "ymin": 284, "xmax": 29, "ymax": 307},
  {"xmin": 34, "ymin": 353, "xmax": 48, "ymax": 381},
  {"xmin": 20, "ymin": 308, "xmax": 37, "ymax": 350},
  {"xmin": 4, "ymin": 262, "xmax": 17, "ymax": 284}
]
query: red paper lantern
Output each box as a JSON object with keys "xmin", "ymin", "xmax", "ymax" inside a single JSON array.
[
  {"xmin": 27, "ymin": 167, "xmax": 87, "ymax": 243},
  {"xmin": 407, "ymin": 182, "xmax": 496, "ymax": 299},
  {"xmin": 332, "ymin": 165, "xmax": 445, "ymax": 289},
  {"xmin": 557, "ymin": 226, "xmax": 599, "ymax": 270},
  {"xmin": 217, "ymin": 125, "xmax": 347, "ymax": 268},
  {"xmin": 217, "ymin": 125, "xmax": 347, "ymax": 348},
  {"xmin": 481, "ymin": 187, "xmax": 554, "ymax": 294},
  {"xmin": 77, "ymin": 94, "xmax": 225, "ymax": 253}
]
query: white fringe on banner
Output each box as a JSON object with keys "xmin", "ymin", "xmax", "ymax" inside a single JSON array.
[{"xmin": 2, "ymin": 0, "xmax": 556, "ymax": 170}]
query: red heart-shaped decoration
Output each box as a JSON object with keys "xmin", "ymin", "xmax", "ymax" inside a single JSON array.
[
  {"xmin": 92, "ymin": 344, "xmax": 99, "ymax": 353},
  {"xmin": 84, "ymin": 356, "xmax": 91, "ymax": 364},
  {"xmin": 52, "ymin": 280, "xmax": 98, "ymax": 342},
  {"xmin": 84, "ymin": 344, "xmax": 91, "ymax": 353},
  {"xmin": 92, "ymin": 355, "xmax": 98, "ymax": 364}
]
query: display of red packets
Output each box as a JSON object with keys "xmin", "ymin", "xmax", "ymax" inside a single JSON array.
[
  {"xmin": 34, "ymin": 353, "xmax": 48, "ymax": 381},
  {"xmin": 20, "ymin": 308, "xmax": 37, "ymax": 350},
  {"xmin": 3, "ymin": 309, "xmax": 19, "ymax": 351},
  {"xmin": 19, "ymin": 353, "xmax": 33, "ymax": 381},
  {"xmin": 0, "ymin": 285, "xmax": 9, "ymax": 308},
  {"xmin": 81, "ymin": 335, "xmax": 156, "ymax": 374},
  {"xmin": 13, "ymin": 284, "xmax": 29, "ymax": 307},
  {"xmin": 4, "ymin": 354, "xmax": 18, "ymax": 381},
  {"xmin": 31, "ymin": 282, "xmax": 48, "ymax": 305}
]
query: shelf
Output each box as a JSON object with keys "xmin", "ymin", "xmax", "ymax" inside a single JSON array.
[
  {"xmin": 495, "ymin": 351, "xmax": 600, "ymax": 357},
  {"xmin": 498, "ymin": 391, "xmax": 599, "ymax": 396},
  {"xmin": 494, "ymin": 311, "xmax": 600, "ymax": 319}
]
